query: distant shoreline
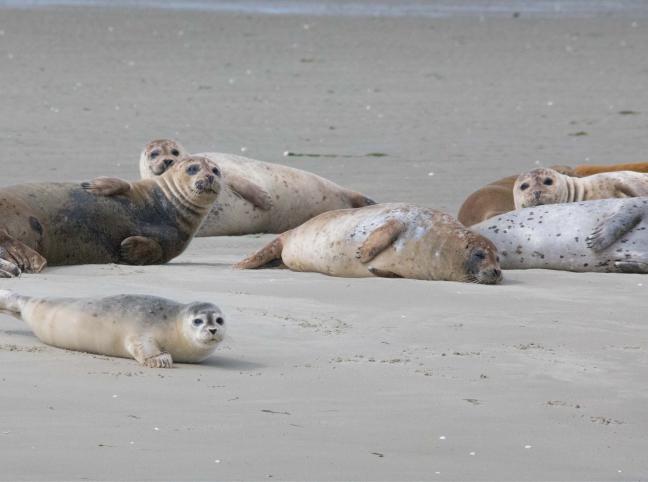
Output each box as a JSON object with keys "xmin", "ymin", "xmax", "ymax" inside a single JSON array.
[{"xmin": 2, "ymin": 0, "xmax": 648, "ymax": 18}]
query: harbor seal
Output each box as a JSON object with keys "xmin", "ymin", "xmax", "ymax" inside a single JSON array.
[
  {"xmin": 139, "ymin": 139, "xmax": 376, "ymax": 236},
  {"xmin": 514, "ymin": 168, "xmax": 648, "ymax": 209},
  {"xmin": 0, "ymin": 291, "xmax": 226, "ymax": 367},
  {"xmin": 0, "ymin": 156, "xmax": 221, "ymax": 277},
  {"xmin": 457, "ymin": 166, "xmax": 575, "ymax": 226},
  {"xmin": 472, "ymin": 197, "xmax": 648, "ymax": 273},
  {"xmin": 234, "ymin": 203, "xmax": 502, "ymax": 284}
]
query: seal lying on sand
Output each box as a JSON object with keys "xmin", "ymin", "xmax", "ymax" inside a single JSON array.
[
  {"xmin": 457, "ymin": 162, "xmax": 648, "ymax": 226},
  {"xmin": 0, "ymin": 156, "xmax": 221, "ymax": 277},
  {"xmin": 234, "ymin": 203, "xmax": 502, "ymax": 284},
  {"xmin": 139, "ymin": 139, "xmax": 376, "ymax": 236},
  {"xmin": 0, "ymin": 291, "xmax": 226, "ymax": 367},
  {"xmin": 472, "ymin": 197, "xmax": 648, "ymax": 273},
  {"xmin": 514, "ymin": 168, "xmax": 648, "ymax": 209}
]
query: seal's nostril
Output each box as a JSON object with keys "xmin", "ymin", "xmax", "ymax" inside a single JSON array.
[
  {"xmin": 209, "ymin": 328, "xmax": 217, "ymax": 335},
  {"xmin": 164, "ymin": 159, "xmax": 173, "ymax": 167}
]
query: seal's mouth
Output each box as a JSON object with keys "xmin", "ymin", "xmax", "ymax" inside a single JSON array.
[
  {"xmin": 192, "ymin": 178, "xmax": 220, "ymax": 195},
  {"xmin": 151, "ymin": 162, "xmax": 170, "ymax": 175}
]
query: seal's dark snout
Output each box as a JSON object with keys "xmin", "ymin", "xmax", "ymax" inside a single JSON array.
[
  {"xmin": 205, "ymin": 174, "xmax": 215, "ymax": 184},
  {"xmin": 164, "ymin": 158, "xmax": 174, "ymax": 167},
  {"xmin": 209, "ymin": 328, "xmax": 217, "ymax": 335},
  {"xmin": 533, "ymin": 191, "xmax": 542, "ymax": 201}
]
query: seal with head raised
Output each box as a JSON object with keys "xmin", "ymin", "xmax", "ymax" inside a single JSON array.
[
  {"xmin": 234, "ymin": 203, "xmax": 502, "ymax": 284},
  {"xmin": 139, "ymin": 139, "xmax": 376, "ymax": 236},
  {"xmin": 0, "ymin": 290, "xmax": 226, "ymax": 367},
  {"xmin": 513, "ymin": 168, "xmax": 648, "ymax": 209},
  {"xmin": 0, "ymin": 156, "xmax": 221, "ymax": 277},
  {"xmin": 472, "ymin": 197, "xmax": 648, "ymax": 273}
]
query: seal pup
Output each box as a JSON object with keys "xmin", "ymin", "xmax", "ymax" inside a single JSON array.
[
  {"xmin": 0, "ymin": 156, "xmax": 221, "ymax": 277},
  {"xmin": 514, "ymin": 168, "xmax": 648, "ymax": 209},
  {"xmin": 457, "ymin": 166, "xmax": 575, "ymax": 226},
  {"xmin": 0, "ymin": 291, "xmax": 226, "ymax": 367},
  {"xmin": 234, "ymin": 203, "xmax": 502, "ymax": 284},
  {"xmin": 139, "ymin": 139, "xmax": 376, "ymax": 236},
  {"xmin": 472, "ymin": 197, "xmax": 648, "ymax": 273}
]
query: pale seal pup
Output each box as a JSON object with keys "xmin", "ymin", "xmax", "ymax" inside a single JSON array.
[
  {"xmin": 0, "ymin": 291, "xmax": 226, "ymax": 367},
  {"xmin": 234, "ymin": 203, "xmax": 502, "ymax": 284},
  {"xmin": 0, "ymin": 156, "xmax": 221, "ymax": 277},
  {"xmin": 472, "ymin": 197, "xmax": 648, "ymax": 273},
  {"xmin": 514, "ymin": 168, "xmax": 648, "ymax": 209},
  {"xmin": 139, "ymin": 139, "xmax": 376, "ymax": 236}
]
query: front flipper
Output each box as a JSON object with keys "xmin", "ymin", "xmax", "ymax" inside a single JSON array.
[
  {"xmin": 120, "ymin": 236, "xmax": 163, "ymax": 265},
  {"xmin": 125, "ymin": 336, "xmax": 173, "ymax": 368},
  {"xmin": 614, "ymin": 261, "xmax": 648, "ymax": 274},
  {"xmin": 0, "ymin": 258, "xmax": 21, "ymax": 278},
  {"xmin": 226, "ymin": 174, "xmax": 273, "ymax": 211},
  {"xmin": 234, "ymin": 236, "xmax": 284, "ymax": 269},
  {"xmin": 586, "ymin": 209, "xmax": 643, "ymax": 252},
  {"xmin": 81, "ymin": 177, "xmax": 132, "ymax": 196},
  {"xmin": 0, "ymin": 233, "xmax": 47, "ymax": 274},
  {"xmin": 355, "ymin": 219, "xmax": 406, "ymax": 263},
  {"xmin": 368, "ymin": 267, "xmax": 402, "ymax": 278}
]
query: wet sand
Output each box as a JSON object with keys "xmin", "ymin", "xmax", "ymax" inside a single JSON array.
[{"xmin": 1, "ymin": 5, "xmax": 647, "ymax": 481}]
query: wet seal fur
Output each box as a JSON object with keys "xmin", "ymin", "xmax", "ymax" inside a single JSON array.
[
  {"xmin": 514, "ymin": 168, "xmax": 648, "ymax": 209},
  {"xmin": 472, "ymin": 197, "xmax": 648, "ymax": 273},
  {"xmin": 457, "ymin": 162, "xmax": 648, "ymax": 226},
  {"xmin": 139, "ymin": 139, "xmax": 376, "ymax": 236},
  {"xmin": 0, "ymin": 291, "xmax": 226, "ymax": 367},
  {"xmin": 0, "ymin": 156, "xmax": 221, "ymax": 277},
  {"xmin": 234, "ymin": 203, "xmax": 502, "ymax": 284}
]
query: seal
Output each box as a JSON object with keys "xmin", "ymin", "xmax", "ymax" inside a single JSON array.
[
  {"xmin": 139, "ymin": 139, "xmax": 376, "ymax": 236},
  {"xmin": 472, "ymin": 197, "xmax": 648, "ymax": 273},
  {"xmin": 513, "ymin": 168, "xmax": 648, "ymax": 209},
  {"xmin": 0, "ymin": 156, "xmax": 221, "ymax": 278},
  {"xmin": 234, "ymin": 203, "xmax": 503, "ymax": 284},
  {"xmin": 457, "ymin": 166, "xmax": 575, "ymax": 226},
  {"xmin": 458, "ymin": 162, "xmax": 648, "ymax": 226},
  {"xmin": 0, "ymin": 291, "xmax": 226, "ymax": 367}
]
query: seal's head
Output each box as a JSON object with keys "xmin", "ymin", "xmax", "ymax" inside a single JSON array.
[
  {"xmin": 461, "ymin": 233, "xmax": 502, "ymax": 284},
  {"xmin": 161, "ymin": 155, "xmax": 223, "ymax": 205},
  {"xmin": 140, "ymin": 139, "xmax": 188, "ymax": 178},
  {"xmin": 181, "ymin": 302, "xmax": 227, "ymax": 346},
  {"xmin": 514, "ymin": 168, "xmax": 565, "ymax": 208}
]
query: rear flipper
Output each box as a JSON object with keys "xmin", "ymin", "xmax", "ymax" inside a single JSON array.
[
  {"xmin": 226, "ymin": 174, "xmax": 273, "ymax": 211},
  {"xmin": 0, "ymin": 289, "xmax": 28, "ymax": 317},
  {"xmin": 355, "ymin": 219, "xmax": 406, "ymax": 263},
  {"xmin": 120, "ymin": 236, "xmax": 164, "ymax": 265},
  {"xmin": 0, "ymin": 231, "xmax": 47, "ymax": 275},
  {"xmin": 348, "ymin": 191, "xmax": 376, "ymax": 208},
  {"xmin": 234, "ymin": 236, "xmax": 284, "ymax": 269},
  {"xmin": 368, "ymin": 267, "xmax": 402, "ymax": 278},
  {"xmin": 125, "ymin": 335, "xmax": 173, "ymax": 368},
  {"xmin": 586, "ymin": 208, "xmax": 643, "ymax": 252},
  {"xmin": 614, "ymin": 261, "xmax": 648, "ymax": 274},
  {"xmin": 81, "ymin": 177, "xmax": 132, "ymax": 196}
]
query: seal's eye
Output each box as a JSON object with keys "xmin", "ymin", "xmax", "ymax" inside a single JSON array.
[
  {"xmin": 216, "ymin": 317, "xmax": 224, "ymax": 326},
  {"xmin": 186, "ymin": 164, "xmax": 200, "ymax": 175},
  {"xmin": 473, "ymin": 250, "xmax": 486, "ymax": 260},
  {"xmin": 171, "ymin": 149, "xmax": 180, "ymax": 157},
  {"xmin": 543, "ymin": 178, "xmax": 553, "ymax": 186},
  {"xmin": 520, "ymin": 183, "xmax": 530, "ymax": 191},
  {"xmin": 212, "ymin": 167, "xmax": 221, "ymax": 177},
  {"xmin": 192, "ymin": 318, "xmax": 203, "ymax": 327},
  {"xmin": 150, "ymin": 150, "xmax": 160, "ymax": 159}
]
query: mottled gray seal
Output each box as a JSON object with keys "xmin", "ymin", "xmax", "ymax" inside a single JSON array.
[
  {"xmin": 0, "ymin": 156, "xmax": 221, "ymax": 277},
  {"xmin": 139, "ymin": 139, "xmax": 376, "ymax": 236},
  {"xmin": 472, "ymin": 197, "xmax": 648, "ymax": 273},
  {"xmin": 0, "ymin": 290, "xmax": 226, "ymax": 367},
  {"xmin": 234, "ymin": 203, "xmax": 502, "ymax": 284},
  {"xmin": 514, "ymin": 168, "xmax": 648, "ymax": 209}
]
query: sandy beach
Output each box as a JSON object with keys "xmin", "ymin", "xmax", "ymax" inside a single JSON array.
[{"xmin": 1, "ymin": 2, "xmax": 647, "ymax": 480}]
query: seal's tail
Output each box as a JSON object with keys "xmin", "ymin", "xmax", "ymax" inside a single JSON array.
[
  {"xmin": 0, "ymin": 289, "xmax": 26, "ymax": 317},
  {"xmin": 349, "ymin": 191, "xmax": 377, "ymax": 208}
]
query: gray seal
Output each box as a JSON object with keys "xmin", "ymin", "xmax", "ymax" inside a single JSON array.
[{"xmin": 472, "ymin": 197, "xmax": 648, "ymax": 273}]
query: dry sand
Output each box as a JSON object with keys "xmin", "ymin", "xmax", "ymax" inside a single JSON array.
[{"xmin": 1, "ymin": 3, "xmax": 647, "ymax": 481}]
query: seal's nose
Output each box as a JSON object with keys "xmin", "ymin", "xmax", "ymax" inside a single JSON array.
[
  {"xmin": 163, "ymin": 158, "xmax": 174, "ymax": 167},
  {"xmin": 209, "ymin": 328, "xmax": 217, "ymax": 335},
  {"xmin": 533, "ymin": 191, "xmax": 542, "ymax": 200},
  {"xmin": 205, "ymin": 174, "xmax": 215, "ymax": 183}
]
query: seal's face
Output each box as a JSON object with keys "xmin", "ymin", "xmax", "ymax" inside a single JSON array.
[
  {"xmin": 514, "ymin": 168, "xmax": 562, "ymax": 208},
  {"xmin": 142, "ymin": 139, "xmax": 188, "ymax": 176},
  {"xmin": 463, "ymin": 237, "xmax": 502, "ymax": 284},
  {"xmin": 183, "ymin": 303, "xmax": 227, "ymax": 346},
  {"xmin": 166, "ymin": 156, "xmax": 223, "ymax": 203}
]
